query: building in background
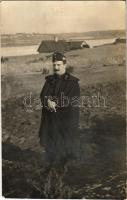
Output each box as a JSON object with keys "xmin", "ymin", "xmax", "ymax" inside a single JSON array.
[{"xmin": 37, "ymin": 36, "xmax": 89, "ymax": 53}]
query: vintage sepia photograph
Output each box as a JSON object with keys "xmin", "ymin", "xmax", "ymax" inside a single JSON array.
[{"xmin": 1, "ymin": 1, "xmax": 126, "ymax": 199}]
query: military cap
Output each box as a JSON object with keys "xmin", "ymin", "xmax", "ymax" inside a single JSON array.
[{"xmin": 52, "ymin": 52, "xmax": 66, "ymax": 63}]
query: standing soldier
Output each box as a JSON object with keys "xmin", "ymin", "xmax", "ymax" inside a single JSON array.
[{"xmin": 39, "ymin": 52, "xmax": 80, "ymax": 165}]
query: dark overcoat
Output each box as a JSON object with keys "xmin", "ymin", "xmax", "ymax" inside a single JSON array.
[{"xmin": 39, "ymin": 72, "xmax": 80, "ymax": 162}]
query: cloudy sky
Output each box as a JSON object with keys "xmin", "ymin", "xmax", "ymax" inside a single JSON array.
[{"xmin": 1, "ymin": 1, "xmax": 125, "ymax": 34}]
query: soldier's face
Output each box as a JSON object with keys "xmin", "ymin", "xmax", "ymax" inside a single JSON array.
[{"xmin": 53, "ymin": 61, "xmax": 66, "ymax": 75}]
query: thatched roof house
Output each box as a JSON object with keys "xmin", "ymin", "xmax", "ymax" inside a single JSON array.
[
  {"xmin": 37, "ymin": 39, "xmax": 89, "ymax": 53},
  {"xmin": 37, "ymin": 40, "xmax": 68, "ymax": 53}
]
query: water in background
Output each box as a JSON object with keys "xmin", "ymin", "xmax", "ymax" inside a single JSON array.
[{"xmin": 1, "ymin": 45, "xmax": 39, "ymax": 57}]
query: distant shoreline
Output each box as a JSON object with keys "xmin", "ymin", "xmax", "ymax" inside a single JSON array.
[
  {"xmin": 1, "ymin": 30, "xmax": 125, "ymax": 48},
  {"xmin": 1, "ymin": 37, "xmax": 124, "ymax": 48},
  {"xmin": 1, "ymin": 43, "xmax": 40, "ymax": 48}
]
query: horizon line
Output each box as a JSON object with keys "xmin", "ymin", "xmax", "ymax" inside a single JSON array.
[{"xmin": 1, "ymin": 29, "xmax": 125, "ymax": 35}]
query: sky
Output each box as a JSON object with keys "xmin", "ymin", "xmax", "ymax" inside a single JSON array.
[{"xmin": 1, "ymin": 1, "xmax": 125, "ymax": 34}]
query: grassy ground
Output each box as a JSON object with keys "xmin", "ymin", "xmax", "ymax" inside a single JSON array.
[{"xmin": 2, "ymin": 43, "xmax": 126, "ymax": 198}]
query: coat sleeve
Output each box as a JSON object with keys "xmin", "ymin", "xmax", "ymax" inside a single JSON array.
[
  {"xmin": 69, "ymin": 81, "xmax": 80, "ymax": 127},
  {"xmin": 69, "ymin": 81, "xmax": 80, "ymax": 100},
  {"xmin": 40, "ymin": 81, "xmax": 49, "ymax": 108},
  {"xmin": 63, "ymin": 80, "xmax": 80, "ymax": 107},
  {"xmin": 59, "ymin": 80, "xmax": 80, "ymax": 128}
]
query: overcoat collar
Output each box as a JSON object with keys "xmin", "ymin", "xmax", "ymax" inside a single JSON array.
[{"xmin": 46, "ymin": 72, "xmax": 70, "ymax": 83}]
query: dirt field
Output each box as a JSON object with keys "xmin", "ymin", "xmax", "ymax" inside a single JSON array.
[{"xmin": 2, "ymin": 43, "xmax": 126, "ymax": 198}]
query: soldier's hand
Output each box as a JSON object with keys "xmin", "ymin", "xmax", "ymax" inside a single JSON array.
[{"xmin": 47, "ymin": 99, "xmax": 56, "ymax": 112}]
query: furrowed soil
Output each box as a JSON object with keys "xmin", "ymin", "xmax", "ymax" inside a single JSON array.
[{"xmin": 2, "ymin": 44, "xmax": 126, "ymax": 199}]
